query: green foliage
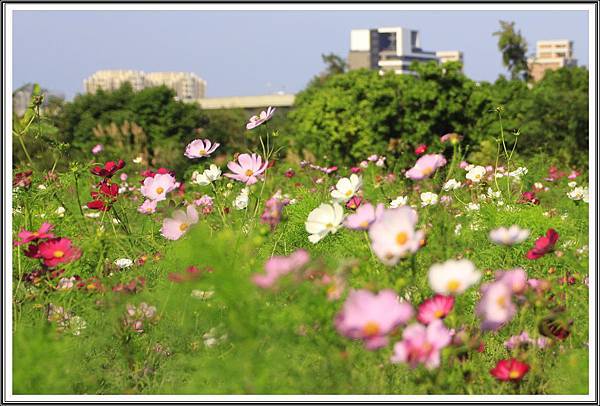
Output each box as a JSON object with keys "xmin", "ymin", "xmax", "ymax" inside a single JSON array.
[{"xmin": 493, "ymin": 21, "xmax": 530, "ymax": 81}]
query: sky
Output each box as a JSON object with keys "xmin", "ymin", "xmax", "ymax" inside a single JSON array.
[{"xmin": 12, "ymin": 9, "xmax": 590, "ymax": 100}]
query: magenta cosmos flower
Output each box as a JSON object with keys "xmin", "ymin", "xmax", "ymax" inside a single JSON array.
[
  {"xmin": 490, "ymin": 358, "xmax": 530, "ymax": 381},
  {"xmin": 37, "ymin": 238, "xmax": 82, "ymax": 268},
  {"xmin": 390, "ymin": 319, "xmax": 452, "ymax": 369},
  {"xmin": 246, "ymin": 106, "xmax": 276, "ymax": 130},
  {"xmin": 405, "ymin": 154, "xmax": 447, "ymax": 180},
  {"xmin": 160, "ymin": 205, "xmax": 199, "ymax": 241},
  {"xmin": 184, "ymin": 139, "xmax": 220, "ymax": 159},
  {"xmin": 335, "ymin": 289, "xmax": 413, "ymax": 350},
  {"xmin": 141, "ymin": 173, "xmax": 177, "ymax": 202},
  {"xmin": 14, "ymin": 222, "xmax": 55, "ymax": 246},
  {"xmin": 225, "ymin": 153, "xmax": 268, "ymax": 185},
  {"xmin": 344, "ymin": 202, "xmax": 384, "ymax": 230},
  {"xmin": 526, "ymin": 228, "xmax": 559, "ymax": 260},
  {"xmin": 252, "ymin": 249, "xmax": 310, "ymax": 289},
  {"xmin": 417, "ymin": 295, "xmax": 455, "ymax": 324}
]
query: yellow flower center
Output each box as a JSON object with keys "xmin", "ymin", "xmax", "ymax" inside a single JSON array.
[
  {"xmin": 32, "ymin": 232, "xmax": 39, "ymax": 237},
  {"xmin": 156, "ymin": 187, "xmax": 164, "ymax": 195},
  {"xmin": 345, "ymin": 190, "xmax": 353, "ymax": 197},
  {"xmin": 422, "ymin": 167, "xmax": 434, "ymax": 176},
  {"xmin": 496, "ymin": 296, "xmax": 507, "ymax": 308},
  {"xmin": 359, "ymin": 221, "xmax": 370, "ymax": 229},
  {"xmin": 509, "ymin": 370, "xmax": 520, "ymax": 379},
  {"xmin": 198, "ymin": 149, "xmax": 206, "ymax": 155},
  {"xmin": 446, "ymin": 279, "xmax": 460, "ymax": 292},
  {"xmin": 325, "ymin": 223, "xmax": 334, "ymax": 229},
  {"xmin": 245, "ymin": 169, "xmax": 254, "ymax": 177},
  {"xmin": 53, "ymin": 250, "xmax": 64, "ymax": 258},
  {"xmin": 396, "ymin": 232, "xmax": 408, "ymax": 246},
  {"xmin": 434, "ymin": 310, "xmax": 444, "ymax": 318},
  {"xmin": 179, "ymin": 223, "xmax": 189, "ymax": 232},
  {"xmin": 362, "ymin": 321, "xmax": 380, "ymax": 337}
]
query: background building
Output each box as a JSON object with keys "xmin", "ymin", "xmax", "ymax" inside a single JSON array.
[
  {"xmin": 84, "ymin": 70, "xmax": 206, "ymax": 100},
  {"xmin": 348, "ymin": 27, "xmax": 462, "ymax": 74},
  {"xmin": 528, "ymin": 39, "xmax": 577, "ymax": 82},
  {"xmin": 436, "ymin": 50, "xmax": 464, "ymax": 65}
]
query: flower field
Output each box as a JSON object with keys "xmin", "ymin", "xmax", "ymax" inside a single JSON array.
[{"xmin": 11, "ymin": 107, "xmax": 590, "ymax": 395}]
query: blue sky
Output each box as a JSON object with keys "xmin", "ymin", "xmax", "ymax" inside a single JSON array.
[{"xmin": 12, "ymin": 10, "xmax": 589, "ymax": 99}]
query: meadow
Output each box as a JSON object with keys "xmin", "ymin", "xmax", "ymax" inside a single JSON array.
[{"xmin": 11, "ymin": 105, "xmax": 590, "ymax": 395}]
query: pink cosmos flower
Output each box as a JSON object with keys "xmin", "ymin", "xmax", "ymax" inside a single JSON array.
[
  {"xmin": 476, "ymin": 281, "xmax": 516, "ymax": 331},
  {"xmin": 246, "ymin": 106, "xmax": 276, "ymax": 130},
  {"xmin": 567, "ymin": 170, "xmax": 580, "ymax": 179},
  {"xmin": 251, "ymin": 249, "xmax": 310, "ymax": 289},
  {"xmin": 194, "ymin": 195, "xmax": 214, "ymax": 207},
  {"xmin": 37, "ymin": 238, "xmax": 82, "ymax": 268},
  {"xmin": 390, "ymin": 320, "xmax": 452, "ymax": 369},
  {"xmin": 260, "ymin": 197, "xmax": 289, "ymax": 230},
  {"xmin": 414, "ymin": 144, "xmax": 428, "ymax": 155},
  {"xmin": 225, "ymin": 153, "xmax": 268, "ymax": 185},
  {"xmin": 459, "ymin": 161, "xmax": 469, "ymax": 169},
  {"xmin": 417, "ymin": 295, "xmax": 455, "ymax": 324},
  {"xmin": 138, "ymin": 199, "xmax": 158, "ymax": 214},
  {"xmin": 345, "ymin": 195, "xmax": 363, "ymax": 210},
  {"xmin": 160, "ymin": 205, "xmax": 199, "ymax": 240},
  {"xmin": 490, "ymin": 359, "xmax": 530, "ymax": 381},
  {"xmin": 141, "ymin": 173, "xmax": 177, "ymax": 202},
  {"xmin": 335, "ymin": 289, "xmax": 413, "ymax": 350},
  {"xmin": 526, "ymin": 228, "xmax": 559, "ymax": 260},
  {"xmin": 368, "ymin": 207, "xmax": 424, "ymax": 266},
  {"xmin": 120, "ymin": 173, "xmax": 128, "ymax": 182},
  {"xmin": 184, "ymin": 139, "xmax": 220, "ymax": 159},
  {"xmin": 91, "ymin": 144, "xmax": 103, "ymax": 155},
  {"xmin": 440, "ymin": 133, "xmax": 463, "ymax": 144},
  {"xmin": 344, "ymin": 203, "xmax": 384, "ymax": 231},
  {"xmin": 495, "ymin": 268, "xmax": 528, "ymax": 294},
  {"xmin": 405, "ymin": 154, "xmax": 447, "ymax": 180},
  {"xmin": 14, "ymin": 222, "xmax": 55, "ymax": 246}
]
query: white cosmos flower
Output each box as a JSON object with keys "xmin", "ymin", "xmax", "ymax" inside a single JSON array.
[
  {"xmin": 534, "ymin": 182, "xmax": 544, "ymax": 189},
  {"xmin": 55, "ymin": 207, "xmax": 66, "ymax": 217},
  {"xmin": 508, "ymin": 167, "xmax": 528, "ymax": 179},
  {"xmin": 465, "ymin": 166, "xmax": 487, "ymax": 183},
  {"xmin": 234, "ymin": 188, "xmax": 250, "ymax": 210},
  {"xmin": 442, "ymin": 179, "xmax": 461, "ymax": 191},
  {"xmin": 133, "ymin": 156, "xmax": 143, "ymax": 164},
  {"xmin": 567, "ymin": 186, "xmax": 589, "ymax": 203},
  {"xmin": 192, "ymin": 164, "xmax": 222, "ymax": 186},
  {"xmin": 305, "ymin": 202, "xmax": 344, "ymax": 244},
  {"xmin": 114, "ymin": 258, "xmax": 134, "ymax": 269},
  {"xmin": 420, "ymin": 192, "xmax": 438, "ymax": 207},
  {"xmin": 330, "ymin": 174, "xmax": 362, "ymax": 202},
  {"xmin": 466, "ymin": 203, "xmax": 480, "ymax": 211},
  {"xmin": 428, "ymin": 259, "xmax": 481, "ymax": 295},
  {"xmin": 487, "ymin": 187, "xmax": 501, "ymax": 199},
  {"xmin": 567, "ymin": 181, "xmax": 577, "ymax": 188},
  {"xmin": 489, "ymin": 225, "xmax": 530, "ymax": 246},
  {"xmin": 390, "ymin": 196, "xmax": 408, "ymax": 208}
]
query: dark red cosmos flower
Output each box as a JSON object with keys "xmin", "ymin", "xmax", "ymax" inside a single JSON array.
[
  {"xmin": 519, "ymin": 191, "xmax": 540, "ymax": 205},
  {"xmin": 539, "ymin": 312, "xmax": 573, "ymax": 340},
  {"xmin": 141, "ymin": 167, "xmax": 175, "ymax": 179},
  {"xmin": 91, "ymin": 160, "xmax": 125, "ymax": 178},
  {"xmin": 87, "ymin": 180, "xmax": 119, "ymax": 211},
  {"xmin": 414, "ymin": 144, "xmax": 428, "ymax": 155},
  {"xmin": 284, "ymin": 169, "xmax": 295, "ymax": 178},
  {"xmin": 13, "ymin": 170, "xmax": 33, "ymax": 189},
  {"xmin": 526, "ymin": 229, "xmax": 559, "ymax": 260},
  {"xmin": 490, "ymin": 358, "xmax": 529, "ymax": 381},
  {"xmin": 168, "ymin": 265, "xmax": 211, "ymax": 283},
  {"xmin": 37, "ymin": 237, "xmax": 82, "ymax": 268},
  {"xmin": 350, "ymin": 167, "xmax": 362, "ymax": 174},
  {"xmin": 267, "ymin": 160, "xmax": 276, "ymax": 169},
  {"xmin": 14, "ymin": 222, "xmax": 55, "ymax": 246}
]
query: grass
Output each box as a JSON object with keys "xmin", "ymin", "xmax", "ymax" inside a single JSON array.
[{"xmin": 11, "ymin": 151, "xmax": 589, "ymax": 395}]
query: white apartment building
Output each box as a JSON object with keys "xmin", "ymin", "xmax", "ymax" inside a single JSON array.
[
  {"xmin": 527, "ymin": 40, "xmax": 577, "ymax": 82},
  {"xmin": 436, "ymin": 50, "xmax": 464, "ymax": 65},
  {"xmin": 84, "ymin": 70, "xmax": 206, "ymax": 99},
  {"xmin": 348, "ymin": 27, "xmax": 462, "ymax": 74}
]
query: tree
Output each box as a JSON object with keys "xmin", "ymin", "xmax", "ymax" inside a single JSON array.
[
  {"xmin": 493, "ymin": 21, "xmax": 530, "ymax": 81},
  {"xmin": 321, "ymin": 53, "xmax": 347, "ymax": 76}
]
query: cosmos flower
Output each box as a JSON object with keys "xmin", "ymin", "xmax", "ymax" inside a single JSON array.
[
  {"xmin": 91, "ymin": 144, "xmax": 104, "ymax": 155},
  {"xmin": 417, "ymin": 295, "xmax": 455, "ymax": 324},
  {"xmin": 420, "ymin": 192, "xmax": 439, "ymax": 207},
  {"xmin": 344, "ymin": 203, "xmax": 384, "ymax": 231},
  {"xmin": 305, "ymin": 202, "xmax": 344, "ymax": 243},
  {"xmin": 428, "ymin": 259, "xmax": 481, "ymax": 295},
  {"xmin": 389, "ymin": 196, "xmax": 408, "ymax": 208},
  {"xmin": 465, "ymin": 166, "xmax": 487, "ymax": 183},
  {"xmin": 225, "ymin": 153, "xmax": 268, "ymax": 185},
  {"xmin": 331, "ymin": 174, "xmax": 362, "ymax": 203},
  {"xmin": 442, "ymin": 179, "xmax": 461, "ymax": 191},
  {"xmin": 440, "ymin": 133, "xmax": 463, "ymax": 144},
  {"xmin": 414, "ymin": 144, "xmax": 428, "ymax": 155},
  {"xmin": 489, "ymin": 225, "xmax": 530, "ymax": 246},
  {"xmin": 14, "ymin": 222, "xmax": 55, "ymax": 246},
  {"xmin": 91, "ymin": 160, "xmax": 125, "ymax": 178},
  {"xmin": 37, "ymin": 238, "xmax": 82, "ymax": 268},
  {"xmin": 138, "ymin": 199, "xmax": 158, "ymax": 214},
  {"xmin": 335, "ymin": 289, "xmax": 414, "ymax": 350},
  {"xmin": 476, "ymin": 281, "xmax": 516, "ymax": 331},
  {"xmin": 160, "ymin": 205, "xmax": 199, "ymax": 241},
  {"xmin": 252, "ymin": 249, "xmax": 310, "ymax": 289},
  {"xmin": 490, "ymin": 358, "xmax": 530, "ymax": 381},
  {"xmin": 368, "ymin": 207, "xmax": 424, "ymax": 266},
  {"xmin": 141, "ymin": 173, "xmax": 177, "ymax": 202},
  {"xmin": 246, "ymin": 106, "xmax": 276, "ymax": 130},
  {"xmin": 184, "ymin": 139, "xmax": 220, "ymax": 159},
  {"xmin": 405, "ymin": 154, "xmax": 447, "ymax": 180},
  {"xmin": 390, "ymin": 319, "xmax": 452, "ymax": 369},
  {"xmin": 526, "ymin": 229, "xmax": 559, "ymax": 260}
]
